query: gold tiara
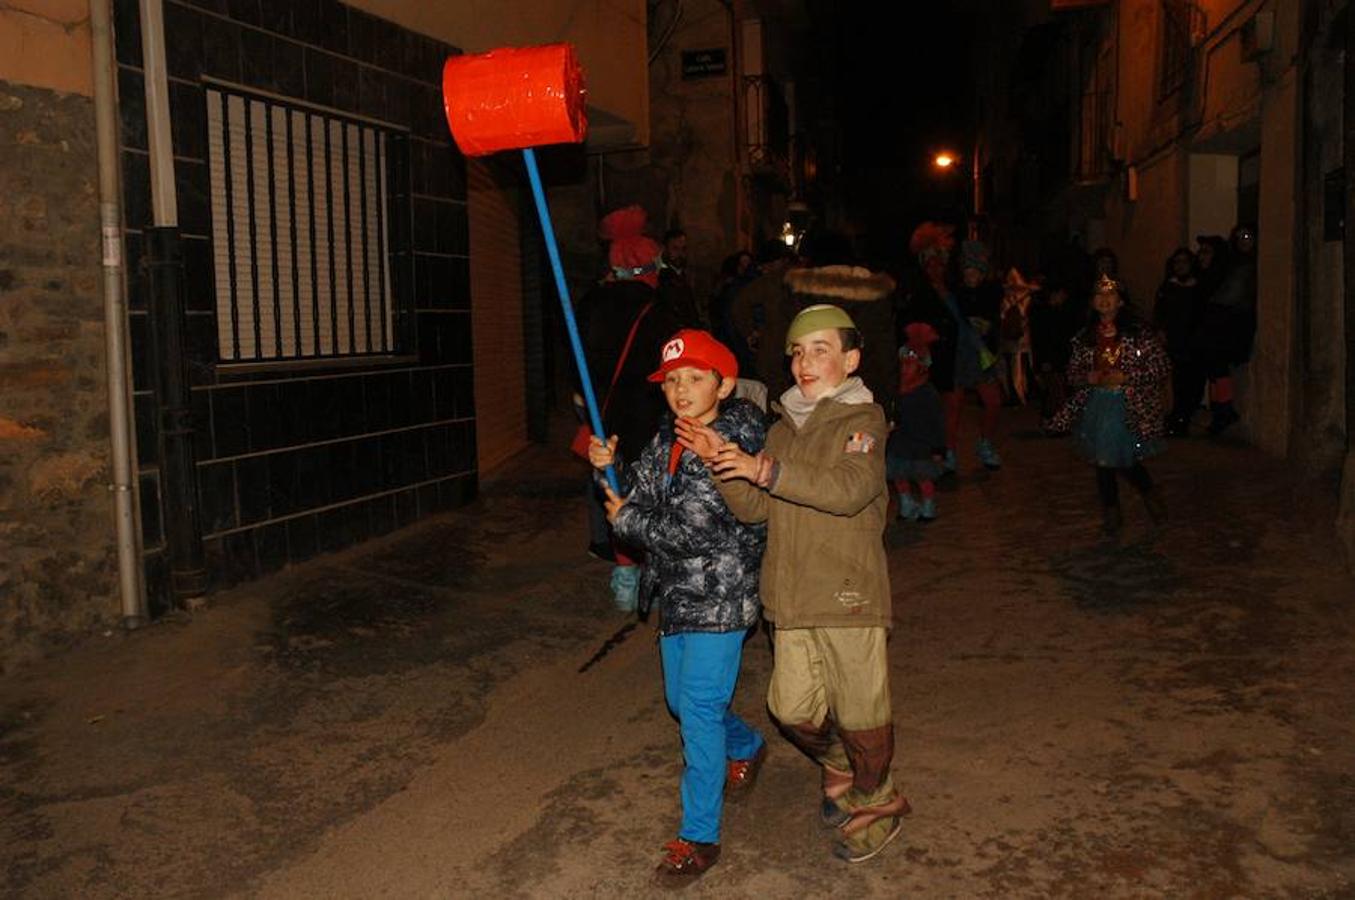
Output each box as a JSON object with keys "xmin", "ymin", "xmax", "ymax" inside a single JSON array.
[{"xmin": 1094, "ymin": 272, "xmax": 1122, "ymax": 294}]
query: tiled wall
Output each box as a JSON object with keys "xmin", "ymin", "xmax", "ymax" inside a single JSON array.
[{"xmin": 113, "ymin": 0, "xmax": 475, "ymax": 606}]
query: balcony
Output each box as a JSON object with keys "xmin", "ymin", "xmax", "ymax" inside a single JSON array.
[{"xmin": 743, "ymin": 74, "xmax": 790, "ymax": 187}]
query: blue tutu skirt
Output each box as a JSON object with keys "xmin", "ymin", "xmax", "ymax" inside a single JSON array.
[{"xmin": 1074, "ymin": 388, "xmax": 1164, "ymax": 468}]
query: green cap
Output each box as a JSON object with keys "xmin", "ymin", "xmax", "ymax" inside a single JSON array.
[{"xmin": 785, "ymin": 304, "xmax": 858, "ymax": 354}]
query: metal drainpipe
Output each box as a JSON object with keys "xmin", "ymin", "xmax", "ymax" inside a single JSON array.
[
  {"xmin": 140, "ymin": 0, "xmax": 209, "ymax": 605},
  {"xmin": 89, "ymin": 0, "xmax": 148, "ymax": 627},
  {"xmin": 1345, "ymin": 0, "xmax": 1355, "ymax": 448}
]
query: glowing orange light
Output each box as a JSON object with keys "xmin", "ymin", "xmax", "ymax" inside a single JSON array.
[{"xmin": 933, "ymin": 152, "xmax": 956, "ymax": 169}]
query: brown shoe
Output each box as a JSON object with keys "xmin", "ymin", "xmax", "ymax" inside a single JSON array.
[
  {"xmin": 834, "ymin": 815, "xmax": 905, "ymax": 863},
  {"xmin": 839, "ymin": 791, "xmax": 912, "ymax": 838},
  {"xmin": 725, "ymin": 743, "xmax": 766, "ymax": 800},
  {"xmin": 654, "ymin": 838, "xmax": 720, "ymax": 883}
]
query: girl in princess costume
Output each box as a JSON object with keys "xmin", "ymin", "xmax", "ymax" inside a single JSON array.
[{"xmin": 1046, "ymin": 274, "xmax": 1170, "ymax": 536}]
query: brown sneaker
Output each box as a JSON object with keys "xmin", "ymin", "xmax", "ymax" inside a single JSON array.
[
  {"xmin": 830, "ymin": 792, "xmax": 911, "ymax": 863},
  {"xmin": 833, "ymin": 814, "xmax": 905, "ymax": 863},
  {"xmin": 725, "ymin": 743, "xmax": 766, "ymax": 800},
  {"xmin": 654, "ymin": 838, "xmax": 720, "ymax": 883}
]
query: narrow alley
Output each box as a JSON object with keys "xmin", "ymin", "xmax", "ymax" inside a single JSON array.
[{"xmin": 3, "ymin": 414, "xmax": 1354, "ymax": 898}]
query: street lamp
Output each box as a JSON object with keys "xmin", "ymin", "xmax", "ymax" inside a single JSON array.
[{"xmin": 933, "ymin": 151, "xmax": 957, "ymax": 170}]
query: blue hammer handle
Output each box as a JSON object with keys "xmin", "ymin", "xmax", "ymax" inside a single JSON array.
[{"xmin": 521, "ymin": 148, "xmax": 621, "ymax": 494}]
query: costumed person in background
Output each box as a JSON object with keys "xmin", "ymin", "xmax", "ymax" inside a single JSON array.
[
  {"xmin": 1154, "ymin": 246, "xmax": 1203, "ymax": 436},
  {"xmin": 728, "ymin": 240, "xmax": 802, "ymax": 399},
  {"xmin": 577, "ymin": 205, "xmax": 680, "ymax": 610},
  {"xmin": 587, "ymin": 330, "xmax": 767, "ymax": 884},
  {"xmin": 907, "ymin": 223, "xmax": 1003, "ymax": 473},
  {"xmin": 1192, "ymin": 225, "xmax": 1256, "ymax": 436},
  {"xmin": 659, "ymin": 226, "xmax": 703, "ymax": 328},
  {"xmin": 998, "ymin": 268, "xmax": 1036, "ymax": 406},
  {"xmin": 886, "ymin": 322, "xmax": 946, "ymax": 522},
  {"xmin": 954, "ymin": 238, "xmax": 1003, "ymax": 396},
  {"xmin": 895, "ymin": 225, "xmax": 958, "ymax": 453},
  {"xmin": 1047, "ymin": 274, "xmax": 1170, "ymax": 537},
  {"xmin": 711, "ymin": 249, "xmax": 761, "ymax": 379},
  {"xmin": 1029, "ymin": 283, "xmax": 1081, "ymax": 421}
]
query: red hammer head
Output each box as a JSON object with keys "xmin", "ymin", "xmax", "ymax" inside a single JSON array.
[{"xmin": 441, "ymin": 44, "xmax": 587, "ymax": 157}]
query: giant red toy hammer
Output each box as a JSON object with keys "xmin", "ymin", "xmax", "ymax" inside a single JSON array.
[{"xmin": 441, "ymin": 45, "xmax": 622, "ymax": 491}]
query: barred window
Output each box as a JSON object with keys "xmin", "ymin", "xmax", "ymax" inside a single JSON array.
[{"xmin": 207, "ymin": 87, "xmax": 398, "ymax": 362}]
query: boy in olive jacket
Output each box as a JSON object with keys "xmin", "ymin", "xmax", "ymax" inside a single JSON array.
[{"xmin": 677, "ymin": 303, "xmax": 908, "ymax": 864}]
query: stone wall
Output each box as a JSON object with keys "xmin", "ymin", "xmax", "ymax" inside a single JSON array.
[{"xmin": 0, "ymin": 83, "xmax": 118, "ymax": 671}]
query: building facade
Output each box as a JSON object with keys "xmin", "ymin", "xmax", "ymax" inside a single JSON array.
[
  {"xmin": 975, "ymin": 0, "xmax": 1355, "ymax": 563},
  {"xmin": 0, "ymin": 0, "xmax": 649, "ymax": 669}
]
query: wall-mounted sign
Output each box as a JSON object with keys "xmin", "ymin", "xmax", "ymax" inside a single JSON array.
[{"xmin": 681, "ymin": 49, "xmax": 727, "ymax": 79}]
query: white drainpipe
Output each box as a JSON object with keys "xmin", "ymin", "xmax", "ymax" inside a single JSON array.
[
  {"xmin": 89, "ymin": 0, "xmax": 148, "ymax": 626},
  {"xmin": 138, "ymin": 0, "xmax": 178, "ymax": 225}
]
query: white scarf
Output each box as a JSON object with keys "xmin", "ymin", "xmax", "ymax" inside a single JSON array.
[{"xmin": 779, "ymin": 376, "xmax": 874, "ymax": 429}]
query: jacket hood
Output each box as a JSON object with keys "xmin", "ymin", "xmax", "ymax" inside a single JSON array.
[{"xmin": 784, "ymin": 265, "xmax": 895, "ymax": 304}]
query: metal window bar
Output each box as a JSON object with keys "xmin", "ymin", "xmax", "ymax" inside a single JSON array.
[
  {"xmin": 375, "ymin": 135, "xmax": 388, "ymax": 352},
  {"xmin": 206, "ymin": 87, "xmax": 397, "ymax": 362}
]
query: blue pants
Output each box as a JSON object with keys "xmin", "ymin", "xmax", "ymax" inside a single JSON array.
[{"xmin": 659, "ymin": 630, "xmax": 764, "ymax": 844}]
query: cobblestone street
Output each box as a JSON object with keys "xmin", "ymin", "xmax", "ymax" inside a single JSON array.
[{"xmin": 3, "ymin": 412, "xmax": 1355, "ymax": 898}]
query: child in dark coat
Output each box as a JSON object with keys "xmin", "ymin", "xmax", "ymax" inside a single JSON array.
[
  {"xmin": 886, "ymin": 322, "xmax": 946, "ymax": 522},
  {"xmin": 588, "ymin": 329, "xmax": 767, "ymax": 884}
]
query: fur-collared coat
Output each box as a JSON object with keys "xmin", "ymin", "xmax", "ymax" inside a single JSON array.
[
  {"xmin": 1047, "ymin": 323, "xmax": 1170, "ymax": 443},
  {"xmin": 610, "ymin": 399, "xmax": 767, "ymax": 636}
]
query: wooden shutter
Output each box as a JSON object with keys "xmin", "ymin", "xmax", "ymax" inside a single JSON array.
[{"xmin": 467, "ymin": 158, "xmax": 527, "ymax": 472}]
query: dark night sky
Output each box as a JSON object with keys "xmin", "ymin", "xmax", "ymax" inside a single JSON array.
[{"xmin": 808, "ymin": 2, "xmax": 983, "ymax": 262}]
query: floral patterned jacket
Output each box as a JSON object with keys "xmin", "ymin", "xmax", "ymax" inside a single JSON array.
[
  {"xmin": 609, "ymin": 399, "xmax": 767, "ymax": 636},
  {"xmin": 1046, "ymin": 324, "xmax": 1170, "ymax": 442}
]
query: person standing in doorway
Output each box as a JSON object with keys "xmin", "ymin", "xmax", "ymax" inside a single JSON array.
[
  {"xmin": 1192, "ymin": 226, "xmax": 1257, "ymax": 435},
  {"xmin": 1154, "ymin": 247, "xmax": 1203, "ymax": 436}
]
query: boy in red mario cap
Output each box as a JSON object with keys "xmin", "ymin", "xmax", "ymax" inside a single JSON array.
[{"xmin": 587, "ymin": 329, "xmax": 769, "ymax": 884}]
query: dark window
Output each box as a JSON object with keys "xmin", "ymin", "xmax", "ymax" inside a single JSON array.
[
  {"xmin": 206, "ymin": 86, "xmax": 404, "ymax": 362},
  {"xmin": 1157, "ymin": 0, "xmax": 1199, "ymax": 101}
]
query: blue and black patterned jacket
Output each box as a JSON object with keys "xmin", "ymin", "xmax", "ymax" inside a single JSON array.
[{"xmin": 609, "ymin": 399, "xmax": 767, "ymax": 636}]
